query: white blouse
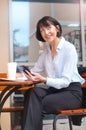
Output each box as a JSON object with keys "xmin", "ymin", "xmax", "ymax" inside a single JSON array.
[{"xmin": 31, "ymin": 37, "xmax": 85, "ymax": 89}]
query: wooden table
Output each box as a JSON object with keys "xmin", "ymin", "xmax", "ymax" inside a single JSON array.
[{"xmin": 0, "ymin": 79, "xmax": 34, "ymax": 130}]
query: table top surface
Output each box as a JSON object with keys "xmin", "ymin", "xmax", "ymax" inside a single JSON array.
[{"xmin": 0, "ymin": 78, "xmax": 33, "ymax": 86}]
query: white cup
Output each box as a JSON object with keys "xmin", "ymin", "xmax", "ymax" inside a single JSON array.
[{"xmin": 7, "ymin": 62, "xmax": 17, "ymax": 80}]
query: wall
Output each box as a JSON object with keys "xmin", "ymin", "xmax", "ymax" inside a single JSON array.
[
  {"xmin": 0, "ymin": 0, "xmax": 11, "ymax": 130},
  {"xmin": 0, "ymin": 0, "xmax": 9, "ymax": 73}
]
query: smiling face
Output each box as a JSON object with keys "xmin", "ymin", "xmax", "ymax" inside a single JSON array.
[
  {"xmin": 40, "ymin": 24, "xmax": 58, "ymax": 43},
  {"xmin": 36, "ymin": 16, "xmax": 62, "ymax": 42}
]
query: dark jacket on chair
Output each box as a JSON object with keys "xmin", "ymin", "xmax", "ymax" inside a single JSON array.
[{"xmin": 71, "ymin": 67, "xmax": 86, "ymax": 126}]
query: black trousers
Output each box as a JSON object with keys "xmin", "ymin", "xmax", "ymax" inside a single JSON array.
[{"xmin": 22, "ymin": 82, "xmax": 82, "ymax": 130}]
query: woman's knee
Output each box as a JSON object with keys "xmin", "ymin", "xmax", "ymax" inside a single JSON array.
[{"xmin": 28, "ymin": 87, "xmax": 47, "ymax": 99}]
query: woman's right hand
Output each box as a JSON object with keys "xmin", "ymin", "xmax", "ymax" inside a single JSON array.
[{"xmin": 25, "ymin": 71, "xmax": 46, "ymax": 83}]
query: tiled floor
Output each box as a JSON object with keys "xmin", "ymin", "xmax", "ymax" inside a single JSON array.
[
  {"xmin": 43, "ymin": 123, "xmax": 86, "ymax": 130},
  {"xmin": 13, "ymin": 118, "xmax": 86, "ymax": 130},
  {"xmin": 43, "ymin": 118, "xmax": 86, "ymax": 130}
]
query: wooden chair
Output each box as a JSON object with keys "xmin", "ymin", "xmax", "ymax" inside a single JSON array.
[
  {"xmin": 53, "ymin": 72, "xmax": 86, "ymax": 130},
  {"xmin": 53, "ymin": 108, "xmax": 86, "ymax": 130}
]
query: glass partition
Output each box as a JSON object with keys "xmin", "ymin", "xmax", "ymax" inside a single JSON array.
[
  {"xmin": 52, "ymin": 2, "xmax": 82, "ymax": 61},
  {"xmin": 12, "ymin": 1, "xmax": 30, "ymax": 62},
  {"xmin": 84, "ymin": 0, "xmax": 86, "ymax": 61},
  {"xmin": 10, "ymin": 0, "xmax": 85, "ymax": 66}
]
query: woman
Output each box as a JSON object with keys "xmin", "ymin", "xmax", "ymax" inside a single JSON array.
[{"xmin": 22, "ymin": 16, "xmax": 84, "ymax": 130}]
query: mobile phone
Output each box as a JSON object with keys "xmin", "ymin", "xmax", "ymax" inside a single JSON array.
[
  {"xmin": 21, "ymin": 65, "xmax": 31, "ymax": 75},
  {"xmin": 22, "ymin": 65, "xmax": 30, "ymax": 72}
]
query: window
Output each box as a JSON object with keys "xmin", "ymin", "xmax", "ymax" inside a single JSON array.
[
  {"xmin": 84, "ymin": 0, "xmax": 86, "ymax": 62},
  {"xmin": 12, "ymin": 1, "xmax": 30, "ymax": 62},
  {"xmin": 9, "ymin": 0, "xmax": 86, "ymax": 66}
]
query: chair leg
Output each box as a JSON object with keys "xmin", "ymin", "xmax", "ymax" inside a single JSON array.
[
  {"xmin": 68, "ymin": 116, "xmax": 73, "ymax": 130},
  {"xmin": 53, "ymin": 114, "xmax": 73, "ymax": 130},
  {"xmin": 53, "ymin": 114, "xmax": 61, "ymax": 130},
  {"xmin": 53, "ymin": 115, "xmax": 57, "ymax": 130}
]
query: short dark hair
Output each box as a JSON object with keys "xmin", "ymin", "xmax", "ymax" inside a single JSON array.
[{"xmin": 36, "ymin": 16, "xmax": 62, "ymax": 42}]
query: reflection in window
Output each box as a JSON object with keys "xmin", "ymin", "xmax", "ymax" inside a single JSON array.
[
  {"xmin": 11, "ymin": 0, "xmax": 85, "ymax": 66},
  {"xmin": 64, "ymin": 30, "xmax": 82, "ymax": 61},
  {"xmin": 55, "ymin": 2, "xmax": 82, "ymax": 61},
  {"xmin": 12, "ymin": 1, "xmax": 30, "ymax": 62},
  {"xmin": 84, "ymin": 1, "xmax": 86, "ymax": 61}
]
